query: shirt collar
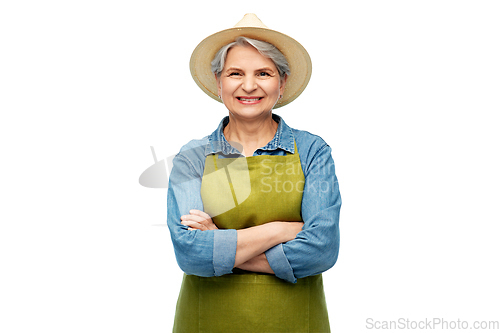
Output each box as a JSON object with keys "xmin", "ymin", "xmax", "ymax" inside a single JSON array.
[{"xmin": 205, "ymin": 114, "xmax": 295, "ymax": 156}]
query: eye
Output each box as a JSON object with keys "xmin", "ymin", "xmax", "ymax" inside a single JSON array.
[
  {"xmin": 258, "ymin": 72, "xmax": 271, "ymax": 77},
  {"xmin": 228, "ymin": 72, "xmax": 242, "ymax": 76}
]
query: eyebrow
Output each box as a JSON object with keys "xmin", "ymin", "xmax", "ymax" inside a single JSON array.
[
  {"xmin": 225, "ymin": 67, "xmax": 242, "ymax": 73},
  {"xmin": 255, "ymin": 67, "xmax": 275, "ymax": 72},
  {"xmin": 224, "ymin": 67, "xmax": 275, "ymax": 73}
]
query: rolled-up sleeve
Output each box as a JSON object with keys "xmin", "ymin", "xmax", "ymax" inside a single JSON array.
[
  {"xmin": 167, "ymin": 153, "xmax": 237, "ymax": 277},
  {"xmin": 266, "ymin": 143, "xmax": 341, "ymax": 283}
]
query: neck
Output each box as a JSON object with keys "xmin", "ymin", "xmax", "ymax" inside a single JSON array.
[{"xmin": 223, "ymin": 112, "xmax": 278, "ymax": 157}]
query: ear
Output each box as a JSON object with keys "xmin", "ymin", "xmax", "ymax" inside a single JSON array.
[
  {"xmin": 279, "ymin": 74, "xmax": 288, "ymax": 95},
  {"xmin": 215, "ymin": 74, "xmax": 221, "ymax": 97}
]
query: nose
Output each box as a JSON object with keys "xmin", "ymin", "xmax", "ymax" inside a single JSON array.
[{"xmin": 241, "ymin": 75, "xmax": 257, "ymax": 93}]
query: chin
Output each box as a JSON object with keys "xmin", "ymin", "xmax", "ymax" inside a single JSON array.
[{"xmin": 231, "ymin": 107, "xmax": 273, "ymax": 118}]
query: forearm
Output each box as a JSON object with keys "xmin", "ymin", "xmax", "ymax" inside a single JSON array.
[
  {"xmin": 280, "ymin": 200, "xmax": 341, "ymax": 280},
  {"xmin": 236, "ymin": 253, "xmax": 274, "ymax": 274},
  {"xmin": 234, "ymin": 222, "xmax": 293, "ymax": 267}
]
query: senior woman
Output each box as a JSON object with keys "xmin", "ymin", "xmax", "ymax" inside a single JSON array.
[{"xmin": 167, "ymin": 14, "xmax": 341, "ymax": 332}]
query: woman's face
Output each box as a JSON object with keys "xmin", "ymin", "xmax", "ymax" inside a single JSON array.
[{"xmin": 216, "ymin": 45, "xmax": 286, "ymax": 119}]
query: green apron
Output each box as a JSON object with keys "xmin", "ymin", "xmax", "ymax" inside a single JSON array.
[{"xmin": 173, "ymin": 143, "xmax": 330, "ymax": 332}]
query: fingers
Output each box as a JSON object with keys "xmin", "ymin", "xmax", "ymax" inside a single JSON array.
[
  {"xmin": 180, "ymin": 214, "xmax": 207, "ymax": 230},
  {"xmin": 180, "ymin": 219, "xmax": 207, "ymax": 231},
  {"xmin": 189, "ymin": 210, "xmax": 218, "ymax": 230},
  {"xmin": 180, "ymin": 210, "xmax": 217, "ymax": 231},
  {"xmin": 189, "ymin": 209, "xmax": 212, "ymax": 220},
  {"xmin": 181, "ymin": 214, "xmax": 206, "ymax": 224}
]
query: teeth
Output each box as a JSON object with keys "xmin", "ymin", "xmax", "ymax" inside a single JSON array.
[{"xmin": 240, "ymin": 98, "xmax": 260, "ymax": 101}]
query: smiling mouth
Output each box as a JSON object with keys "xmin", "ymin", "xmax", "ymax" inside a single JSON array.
[{"xmin": 236, "ymin": 97, "xmax": 264, "ymax": 102}]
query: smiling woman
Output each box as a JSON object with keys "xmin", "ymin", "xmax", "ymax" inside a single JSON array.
[
  {"xmin": 167, "ymin": 13, "xmax": 341, "ymax": 333},
  {"xmin": 215, "ymin": 42, "xmax": 286, "ymax": 133},
  {"xmin": 216, "ymin": 44, "xmax": 285, "ymax": 155}
]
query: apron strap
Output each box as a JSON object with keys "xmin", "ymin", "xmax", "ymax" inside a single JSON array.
[
  {"xmin": 212, "ymin": 154, "xmax": 219, "ymax": 170},
  {"xmin": 211, "ymin": 153, "xmax": 238, "ymax": 206}
]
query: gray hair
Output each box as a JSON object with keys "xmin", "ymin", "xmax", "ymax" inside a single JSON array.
[{"xmin": 211, "ymin": 37, "xmax": 290, "ymax": 79}]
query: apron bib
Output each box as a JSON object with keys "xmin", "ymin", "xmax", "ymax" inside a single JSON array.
[{"xmin": 173, "ymin": 143, "xmax": 330, "ymax": 332}]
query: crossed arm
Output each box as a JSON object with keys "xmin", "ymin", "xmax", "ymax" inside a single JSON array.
[
  {"xmin": 167, "ymin": 140, "xmax": 340, "ymax": 283},
  {"xmin": 180, "ymin": 209, "xmax": 304, "ymax": 274}
]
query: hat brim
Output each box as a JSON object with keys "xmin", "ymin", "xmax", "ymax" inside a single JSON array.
[{"xmin": 189, "ymin": 27, "xmax": 312, "ymax": 109}]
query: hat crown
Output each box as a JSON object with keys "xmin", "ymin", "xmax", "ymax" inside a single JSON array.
[{"xmin": 233, "ymin": 13, "xmax": 268, "ymax": 29}]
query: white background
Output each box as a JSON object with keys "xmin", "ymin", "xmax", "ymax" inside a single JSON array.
[{"xmin": 1, "ymin": 0, "xmax": 499, "ymax": 332}]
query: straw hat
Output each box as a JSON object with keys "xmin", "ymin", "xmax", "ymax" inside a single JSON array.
[{"xmin": 189, "ymin": 13, "xmax": 312, "ymax": 109}]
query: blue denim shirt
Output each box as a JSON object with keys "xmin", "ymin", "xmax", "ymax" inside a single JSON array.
[{"xmin": 167, "ymin": 114, "xmax": 341, "ymax": 283}]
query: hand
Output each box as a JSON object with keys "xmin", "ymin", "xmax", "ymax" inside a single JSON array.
[
  {"xmin": 236, "ymin": 253, "xmax": 275, "ymax": 274},
  {"xmin": 180, "ymin": 209, "xmax": 218, "ymax": 231}
]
